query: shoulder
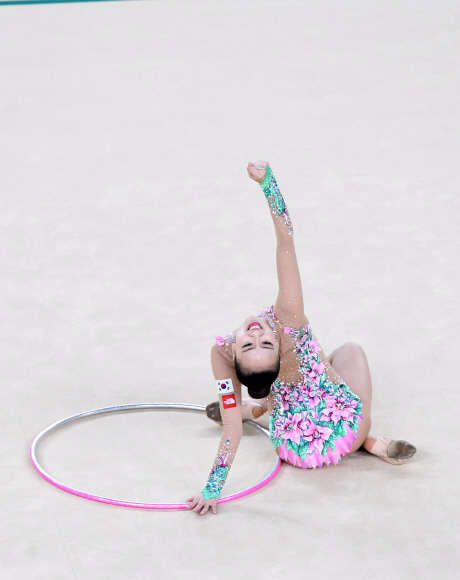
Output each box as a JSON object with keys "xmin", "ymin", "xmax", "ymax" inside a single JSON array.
[
  {"xmin": 210, "ymin": 339, "xmax": 241, "ymax": 394},
  {"xmin": 211, "ymin": 337, "xmax": 234, "ymax": 365},
  {"xmin": 259, "ymin": 304, "xmax": 308, "ymax": 333},
  {"xmin": 273, "ymin": 308, "xmax": 309, "ymax": 331}
]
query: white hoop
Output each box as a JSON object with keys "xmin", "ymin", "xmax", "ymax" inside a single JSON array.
[{"xmin": 30, "ymin": 403, "xmax": 282, "ymax": 509}]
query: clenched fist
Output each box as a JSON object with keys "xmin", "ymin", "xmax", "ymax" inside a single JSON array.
[{"xmin": 247, "ymin": 160, "xmax": 270, "ymax": 183}]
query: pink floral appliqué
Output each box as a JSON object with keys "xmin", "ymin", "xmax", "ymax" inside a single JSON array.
[
  {"xmin": 306, "ymin": 340, "xmax": 321, "ymax": 355},
  {"xmin": 280, "ymin": 412, "xmax": 304, "ymax": 444},
  {"xmin": 280, "ymin": 389, "xmax": 300, "ymax": 411},
  {"xmin": 298, "ymin": 384, "xmax": 325, "ymax": 408},
  {"xmin": 302, "ymin": 420, "xmax": 334, "ymax": 453},
  {"xmin": 302, "ymin": 360, "xmax": 325, "ymax": 386},
  {"xmin": 321, "ymin": 392, "xmax": 360, "ymax": 425}
]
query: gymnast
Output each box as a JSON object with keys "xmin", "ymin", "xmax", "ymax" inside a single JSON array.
[{"xmin": 187, "ymin": 161, "xmax": 416, "ymax": 515}]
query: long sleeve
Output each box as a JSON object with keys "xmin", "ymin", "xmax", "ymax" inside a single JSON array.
[
  {"xmin": 259, "ymin": 167, "xmax": 305, "ymax": 325},
  {"xmin": 260, "ymin": 166, "xmax": 293, "ymax": 239},
  {"xmin": 202, "ymin": 343, "xmax": 244, "ymax": 500}
]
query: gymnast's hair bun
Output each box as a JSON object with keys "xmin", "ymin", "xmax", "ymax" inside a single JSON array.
[
  {"xmin": 234, "ymin": 354, "xmax": 281, "ymax": 399},
  {"xmin": 247, "ymin": 385, "xmax": 271, "ymax": 400}
]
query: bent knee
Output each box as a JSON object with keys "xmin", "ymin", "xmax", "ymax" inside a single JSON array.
[
  {"xmin": 341, "ymin": 341, "xmax": 367, "ymax": 359},
  {"xmin": 342, "ymin": 341, "xmax": 364, "ymax": 351}
]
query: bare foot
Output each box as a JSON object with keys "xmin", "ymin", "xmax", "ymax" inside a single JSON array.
[{"xmin": 241, "ymin": 397, "xmax": 269, "ymax": 420}]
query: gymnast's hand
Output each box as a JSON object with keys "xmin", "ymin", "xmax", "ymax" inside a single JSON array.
[
  {"xmin": 247, "ymin": 160, "xmax": 269, "ymax": 183},
  {"xmin": 186, "ymin": 493, "xmax": 218, "ymax": 515}
]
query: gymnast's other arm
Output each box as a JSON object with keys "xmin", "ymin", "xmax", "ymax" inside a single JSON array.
[
  {"xmin": 248, "ymin": 160, "xmax": 304, "ymax": 323},
  {"xmin": 187, "ymin": 160, "xmax": 303, "ymax": 514},
  {"xmin": 186, "ymin": 346, "xmax": 243, "ymax": 515}
]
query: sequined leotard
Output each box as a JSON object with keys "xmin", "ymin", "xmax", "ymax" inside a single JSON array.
[{"xmin": 202, "ymin": 167, "xmax": 363, "ymax": 500}]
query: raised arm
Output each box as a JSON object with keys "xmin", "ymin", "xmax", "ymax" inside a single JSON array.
[
  {"xmin": 248, "ymin": 161, "xmax": 304, "ymax": 324},
  {"xmin": 187, "ymin": 343, "xmax": 244, "ymax": 515}
]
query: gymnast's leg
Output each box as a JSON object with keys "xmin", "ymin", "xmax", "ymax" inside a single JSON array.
[
  {"xmin": 326, "ymin": 342, "xmax": 416, "ymax": 463},
  {"xmin": 326, "ymin": 342, "xmax": 372, "ymax": 452}
]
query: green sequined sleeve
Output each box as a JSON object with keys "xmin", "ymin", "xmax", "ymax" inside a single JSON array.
[
  {"xmin": 202, "ymin": 438, "xmax": 233, "ymax": 500},
  {"xmin": 259, "ymin": 165, "xmax": 304, "ymax": 321},
  {"xmin": 259, "ymin": 166, "xmax": 293, "ymax": 235}
]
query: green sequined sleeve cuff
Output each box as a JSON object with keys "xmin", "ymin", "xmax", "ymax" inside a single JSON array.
[
  {"xmin": 202, "ymin": 438, "xmax": 232, "ymax": 500},
  {"xmin": 259, "ymin": 167, "xmax": 293, "ymax": 235}
]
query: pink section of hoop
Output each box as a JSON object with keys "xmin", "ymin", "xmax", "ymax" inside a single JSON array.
[{"xmin": 30, "ymin": 433, "xmax": 281, "ymax": 510}]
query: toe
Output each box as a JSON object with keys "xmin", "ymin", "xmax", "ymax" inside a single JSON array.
[{"xmin": 387, "ymin": 440, "xmax": 417, "ymax": 461}]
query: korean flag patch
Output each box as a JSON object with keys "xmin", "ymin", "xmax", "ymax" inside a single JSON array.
[{"xmin": 217, "ymin": 379, "xmax": 234, "ymax": 394}]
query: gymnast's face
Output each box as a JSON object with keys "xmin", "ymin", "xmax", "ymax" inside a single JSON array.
[{"xmin": 232, "ymin": 316, "xmax": 280, "ymax": 372}]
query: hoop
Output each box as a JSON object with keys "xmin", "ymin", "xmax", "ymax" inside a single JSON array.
[{"xmin": 30, "ymin": 403, "xmax": 282, "ymax": 509}]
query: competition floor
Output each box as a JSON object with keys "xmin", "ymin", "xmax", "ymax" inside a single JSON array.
[{"xmin": 1, "ymin": 1, "xmax": 459, "ymax": 578}]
